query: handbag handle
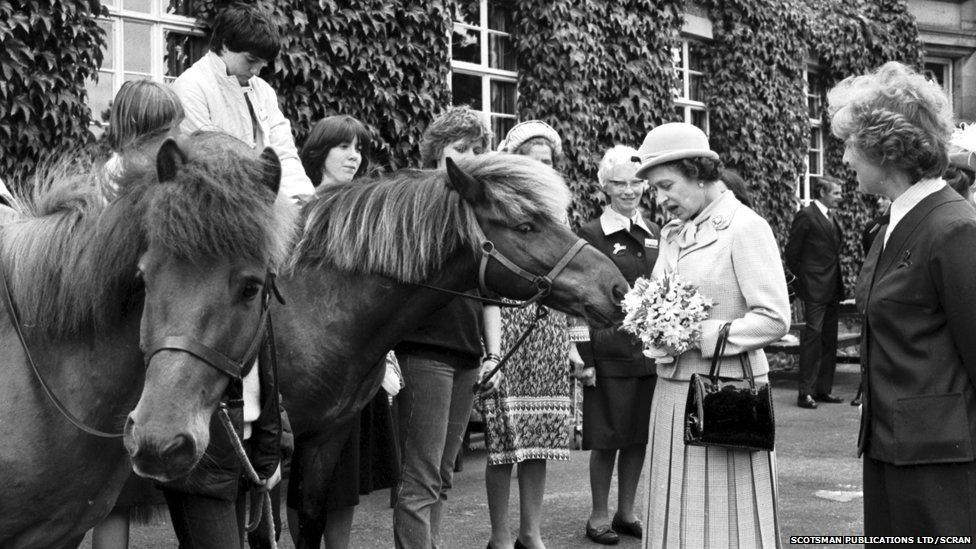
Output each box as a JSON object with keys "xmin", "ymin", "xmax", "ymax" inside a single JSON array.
[{"xmin": 707, "ymin": 322, "xmax": 756, "ymax": 390}]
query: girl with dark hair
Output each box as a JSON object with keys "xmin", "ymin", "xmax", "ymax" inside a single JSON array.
[{"xmin": 300, "ymin": 115, "xmax": 373, "ymax": 187}]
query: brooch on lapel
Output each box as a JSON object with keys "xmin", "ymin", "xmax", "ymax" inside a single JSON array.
[
  {"xmin": 897, "ymin": 250, "xmax": 912, "ymax": 268},
  {"xmin": 711, "ymin": 215, "xmax": 726, "ymax": 227},
  {"xmin": 612, "ymin": 243, "xmax": 627, "ymax": 255}
]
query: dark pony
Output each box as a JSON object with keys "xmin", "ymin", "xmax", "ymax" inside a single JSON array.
[
  {"xmin": 0, "ymin": 132, "xmax": 294, "ymax": 547},
  {"xmin": 268, "ymin": 154, "xmax": 625, "ymax": 544}
]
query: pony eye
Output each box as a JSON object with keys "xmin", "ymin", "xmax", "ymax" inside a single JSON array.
[
  {"xmin": 515, "ymin": 223, "xmax": 534, "ymax": 234},
  {"xmin": 241, "ymin": 282, "xmax": 261, "ymax": 300}
]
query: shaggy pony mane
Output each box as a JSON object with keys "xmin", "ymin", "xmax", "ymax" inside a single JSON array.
[{"xmin": 289, "ymin": 153, "xmax": 570, "ymax": 282}]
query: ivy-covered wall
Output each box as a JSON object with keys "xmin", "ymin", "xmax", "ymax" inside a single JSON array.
[
  {"xmin": 511, "ymin": 0, "xmax": 683, "ymax": 227},
  {"xmin": 699, "ymin": 0, "xmax": 809, "ymax": 250},
  {"xmin": 1, "ymin": 0, "xmax": 923, "ymax": 293},
  {"xmin": 805, "ymin": 0, "xmax": 923, "ymax": 292},
  {"xmin": 0, "ymin": 0, "xmax": 105, "ymax": 189}
]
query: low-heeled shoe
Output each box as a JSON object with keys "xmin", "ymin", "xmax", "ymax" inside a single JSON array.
[
  {"xmin": 586, "ymin": 522, "xmax": 620, "ymax": 545},
  {"xmin": 814, "ymin": 393, "xmax": 843, "ymax": 404},
  {"xmin": 612, "ymin": 514, "xmax": 643, "ymax": 539}
]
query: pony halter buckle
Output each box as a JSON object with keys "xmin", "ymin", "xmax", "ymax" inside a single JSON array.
[{"xmin": 142, "ymin": 269, "xmax": 284, "ymax": 381}]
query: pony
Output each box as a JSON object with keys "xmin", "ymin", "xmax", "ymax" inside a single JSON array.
[
  {"xmin": 126, "ymin": 153, "xmax": 630, "ymax": 542},
  {"xmin": 0, "ymin": 132, "xmax": 294, "ymax": 547}
]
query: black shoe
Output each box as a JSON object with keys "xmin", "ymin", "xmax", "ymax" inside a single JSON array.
[
  {"xmin": 514, "ymin": 539, "xmax": 528, "ymax": 549},
  {"xmin": 797, "ymin": 394, "xmax": 818, "ymax": 409},
  {"xmin": 585, "ymin": 522, "xmax": 620, "ymax": 545},
  {"xmin": 611, "ymin": 514, "xmax": 643, "ymax": 539},
  {"xmin": 850, "ymin": 397, "xmax": 861, "ymax": 406},
  {"xmin": 814, "ymin": 393, "xmax": 843, "ymax": 404}
]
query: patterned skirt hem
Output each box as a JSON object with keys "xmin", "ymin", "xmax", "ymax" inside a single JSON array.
[{"xmin": 487, "ymin": 447, "xmax": 571, "ymax": 466}]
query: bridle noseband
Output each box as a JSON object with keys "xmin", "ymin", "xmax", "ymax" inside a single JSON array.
[
  {"xmin": 142, "ymin": 269, "xmax": 284, "ymax": 381},
  {"xmin": 418, "ymin": 237, "xmax": 589, "ymax": 309}
]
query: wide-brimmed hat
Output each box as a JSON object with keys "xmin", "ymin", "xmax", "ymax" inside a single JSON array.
[
  {"xmin": 634, "ymin": 122, "xmax": 719, "ymax": 179},
  {"xmin": 497, "ymin": 120, "xmax": 562, "ymax": 157}
]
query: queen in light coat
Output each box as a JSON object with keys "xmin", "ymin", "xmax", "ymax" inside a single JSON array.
[{"xmin": 634, "ymin": 123, "xmax": 790, "ymax": 549}]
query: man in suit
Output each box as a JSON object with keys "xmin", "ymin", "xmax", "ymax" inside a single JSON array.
[{"xmin": 785, "ymin": 176, "xmax": 845, "ymax": 409}]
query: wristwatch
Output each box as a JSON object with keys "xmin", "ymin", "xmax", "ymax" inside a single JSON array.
[{"xmin": 482, "ymin": 352, "xmax": 502, "ymax": 363}]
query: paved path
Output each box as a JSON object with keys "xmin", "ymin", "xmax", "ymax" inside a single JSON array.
[{"xmin": 87, "ymin": 362, "xmax": 864, "ymax": 548}]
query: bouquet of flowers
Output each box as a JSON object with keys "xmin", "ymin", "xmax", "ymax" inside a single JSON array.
[{"xmin": 620, "ymin": 272, "xmax": 714, "ymax": 363}]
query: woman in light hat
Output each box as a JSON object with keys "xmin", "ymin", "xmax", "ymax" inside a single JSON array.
[
  {"xmin": 574, "ymin": 145, "xmax": 660, "ymax": 545},
  {"xmin": 478, "ymin": 120, "xmax": 584, "ymax": 549},
  {"xmin": 636, "ymin": 122, "xmax": 790, "ymax": 548}
]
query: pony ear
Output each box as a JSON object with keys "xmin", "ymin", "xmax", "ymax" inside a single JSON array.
[
  {"xmin": 445, "ymin": 157, "xmax": 484, "ymax": 204},
  {"xmin": 258, "ymin": 147, "xmax": 281, "ymax": 200},
  {"xmin": 156, "ymin": 138, "xmax": 187, "ymax": 183}
]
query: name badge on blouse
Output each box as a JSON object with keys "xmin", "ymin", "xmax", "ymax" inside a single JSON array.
[{"xmin": 644, "ymin": 238, "xmax": 659, "ymax": 249}]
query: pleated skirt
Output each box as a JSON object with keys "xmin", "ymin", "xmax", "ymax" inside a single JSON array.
[{"xmin": 642, "ymin": 377, "xmax": 781, "ymax": 549}]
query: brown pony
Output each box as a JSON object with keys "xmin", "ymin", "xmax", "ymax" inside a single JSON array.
[
  {"xmin": 125, "ymin": 154, "xmax": 630, "ymax": 543},
  {"xmin": 0, "ymin": 132, "xmax": 293, "ymax": 547}
]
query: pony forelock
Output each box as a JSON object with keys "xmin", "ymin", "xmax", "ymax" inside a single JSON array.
[
  {"xmin": 289, "ymin": 153, "xmax": 570, "ymax": 282},
  {"xmin": 0, "ymin": 132, "xmax": 297, "ymax": 338}
]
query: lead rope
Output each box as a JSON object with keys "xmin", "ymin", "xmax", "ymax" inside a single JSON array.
[
  {"xmin": 473, "ymin": 304, "xmax": 549, "ymax": 394},
  {"xmin": 217, "ymin": 403, "xmax": 278, "ymax": 548}
]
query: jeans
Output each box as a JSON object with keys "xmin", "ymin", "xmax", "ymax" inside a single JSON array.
[
  {"xmin": 393, "ymin": 354, "xmax": 478, "ymax": 549},
  {"xmin": 163, "ymin": 489, "xmax": 246, "ymax": 549}
]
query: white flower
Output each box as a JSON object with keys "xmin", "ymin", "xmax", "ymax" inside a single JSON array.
[{"xmin": 619, "ymin": 271, "xmax": 714, "ymax": 358}]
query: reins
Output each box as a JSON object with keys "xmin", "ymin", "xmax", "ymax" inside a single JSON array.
[
  {"xmin": 414, "ymin": 237, "xmax": 588, "ymax": 394},
  {"xmin": 218, "ymin": 403, "xmax": 278, "ymax": 549},
  {"xmin": 0, "ymin": 264, "xmax": 124, "ymax": 438}
]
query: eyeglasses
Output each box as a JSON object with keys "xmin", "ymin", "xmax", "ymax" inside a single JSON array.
[{"xmin": 606, "ymin": 179, "xmax": 645, "ymax": 190}]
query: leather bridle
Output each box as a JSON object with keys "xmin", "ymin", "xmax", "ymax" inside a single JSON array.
[
  {"xmin": 417, "ymin": 237, "xmax": 589, "ymax": 309},
  {"xmin": 414, "ymin": 236, "xmax": 592, "ymax": 394},
  {"xmin": 142, "ymin": 269, "xmax": 284, "ymax": 381}
]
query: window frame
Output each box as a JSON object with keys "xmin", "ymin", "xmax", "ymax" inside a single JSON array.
[
  {"xmin": 672, "ymin": 39, "xmax": 708, "ymax": 133},
  {"xmin": 448, "ymin": 0, "xmax": 518, "ymax": 145},
  {"xmin": 800, "ymin": 64, "xmax": 825, "ymax": 205},
  {"xmin": 89, "ymin": 1, "xmax": 204, "ymax": 127}
]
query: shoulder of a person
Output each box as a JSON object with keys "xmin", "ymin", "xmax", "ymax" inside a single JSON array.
[
  {"xmin": 249, "ymin": 76, "xmax": 278, "ymax": 96},
  {"xmin": 728, "ymin": 203, "xmax": 773, "ymax": 236},
  {"xmin": 577, "ymin": 217, "xmax": 601, "ymax": 236}
]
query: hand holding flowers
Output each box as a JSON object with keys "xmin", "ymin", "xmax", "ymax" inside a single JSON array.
[{"xmin": 620, "ymin": 272, "xmax": 714, "ymax": 363}]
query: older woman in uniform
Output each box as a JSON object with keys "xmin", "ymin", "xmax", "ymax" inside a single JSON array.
[{"xmin": 575, "ymin": 145, "xmax": 659, "ymax": 545}]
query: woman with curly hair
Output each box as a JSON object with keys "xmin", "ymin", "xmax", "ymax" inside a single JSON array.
[
  {"xmin": 393, "ymin": 105, "xmax": 502, "ymax": 549},
  {"xmin": 830, "ymin": 61, "xmax": 976, "ymax": 538}
]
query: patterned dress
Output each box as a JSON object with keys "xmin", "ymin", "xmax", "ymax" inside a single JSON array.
[{"xmin": 478, "ymin": 304, "xmax": 573, "ymax": 465}]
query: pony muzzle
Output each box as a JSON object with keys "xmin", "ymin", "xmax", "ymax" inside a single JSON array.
[{"xmin": 123, "ymin": 409, "xmax": 205, "ymax": 482}]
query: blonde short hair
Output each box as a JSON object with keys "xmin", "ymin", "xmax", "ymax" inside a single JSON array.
[
  {"xmin": 597, "ymin": 145, "xmax": 641, "ymax": 186},
  {"xmin": 827, "ymin": 61, "xmax": 952, "ymax": 181}
]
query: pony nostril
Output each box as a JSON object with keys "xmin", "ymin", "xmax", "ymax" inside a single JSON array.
[
  {"xmin": 160, "ymin": 434, "xmax": 195, "ymax": 464},
  {"xmin": 612, "ymin": 283, "xmax": 629, "ymax": 302}
]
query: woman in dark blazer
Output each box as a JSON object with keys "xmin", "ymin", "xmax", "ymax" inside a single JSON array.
[
  {"xmin": 574, "ymin": 145, "xmax": 658, "ymax": 545},
  {"xmin": 830, "ymin": 61, "xmax": 976, "ymax": 538}
]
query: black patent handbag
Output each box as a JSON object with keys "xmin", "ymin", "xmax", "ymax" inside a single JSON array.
[{"xmin": 684, "ymin": 322, "xmax": 775, "ymax": 452}]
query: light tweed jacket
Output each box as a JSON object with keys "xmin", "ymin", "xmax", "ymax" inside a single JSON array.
[{"xmin": 652, "ymin": 191, "xmax": 790, "ymax": 381}]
